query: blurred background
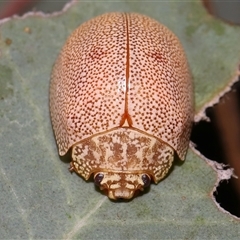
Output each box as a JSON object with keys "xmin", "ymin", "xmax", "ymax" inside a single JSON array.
[
  {"xmin": 203, "ymin": 0, "xmax": 240, "ymax": 24},
  {"xmin": 0, "ymin": 0, "xmax": 70, "ymax": 19},
  {"xmin": 0, "ymin": 0, "xmax": 240, "ymax": 24}
]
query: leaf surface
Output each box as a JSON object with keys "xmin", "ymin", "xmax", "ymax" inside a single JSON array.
[{"xmin": 0, "ymin": 0, "xmax": 239, "ymax": 238}]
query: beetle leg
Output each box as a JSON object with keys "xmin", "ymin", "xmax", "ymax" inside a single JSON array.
[{"xmin": 69, "ymin": 162, "xmax": 75, "ymax": 173}]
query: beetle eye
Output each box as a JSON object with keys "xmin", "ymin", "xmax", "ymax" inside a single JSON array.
[
  {"xmin": 94, "ymin": 173, "xmax": 104, "ymax": 186},
  {"xmin": 142, "ymin": 174, "xmax": 151, "ymax": 188}
]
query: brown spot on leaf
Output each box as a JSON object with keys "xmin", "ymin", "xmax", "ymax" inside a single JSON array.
[{"xmin": 5, "ymin": 38, "xmax": 12, "ymax": 46}]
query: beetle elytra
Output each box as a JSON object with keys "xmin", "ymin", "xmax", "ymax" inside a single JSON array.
[{"xmin": 50, "ymin": 12, "xmax": 193, "ymax": 200}]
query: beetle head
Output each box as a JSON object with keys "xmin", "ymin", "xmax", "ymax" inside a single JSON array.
[{"xmin": 94, "ymin": 172, "xmax": 151, "ymax": 200}]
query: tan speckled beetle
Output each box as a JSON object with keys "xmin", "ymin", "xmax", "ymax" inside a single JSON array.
[{"xmin": 50, "ymin": 12, "xmax": 193, "ymax": 200}]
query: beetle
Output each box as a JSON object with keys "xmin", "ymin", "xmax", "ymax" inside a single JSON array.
[{"xmin": 49, "ymin": 12, "xmax": 193, "ymax": 200}]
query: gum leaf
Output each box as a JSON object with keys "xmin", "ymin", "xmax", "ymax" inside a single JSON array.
[{"xmin": 0, "ymin": 0, "xmax": 239, "ymax": 238}]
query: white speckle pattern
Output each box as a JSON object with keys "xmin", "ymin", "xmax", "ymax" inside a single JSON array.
[
  {"xmin": 71, "ymin": 128, "xmax": 174, "ymax": 199},
  {"xmin": 71, "ymin": 128, "xmax": 173, "ymax": 182},
  {"xmin": 50, "ymin": 12, "xmax": 193, "ymax": 199}
]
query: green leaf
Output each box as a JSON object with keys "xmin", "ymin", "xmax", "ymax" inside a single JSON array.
[{"xmin": 0, "ymin": 0, "xmax": 239, "ymax": 238}]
